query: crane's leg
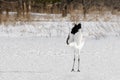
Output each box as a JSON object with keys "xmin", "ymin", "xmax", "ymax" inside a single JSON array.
[
  {"xmin": 71, "ymin": 49, "xmax": 76, "ymax": 72},
  {"xmin": 77, "ymin": 49, "xmax": 80, "ymax": 72}
]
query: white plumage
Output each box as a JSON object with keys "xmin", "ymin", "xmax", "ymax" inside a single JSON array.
[
  {"xmin": 66, "ymin": 23, "xmax": 85, "ymax": 72},
  {"xmin": 68, "ymin": 30, "xmax": 85, "ymax": 49}
]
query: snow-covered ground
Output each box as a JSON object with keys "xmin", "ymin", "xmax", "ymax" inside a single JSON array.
[
  {"xmin": 0, "ymin": 13, "xmax": 120, "ymax": 80},
  {"xmin": 0, "ymin": 36, "xmax": 120, "ymax": 80}
]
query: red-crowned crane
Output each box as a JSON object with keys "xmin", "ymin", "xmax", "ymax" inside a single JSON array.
[{"xmin": 66, "ymin": 23, "xmax": 85, "ymax": 72}]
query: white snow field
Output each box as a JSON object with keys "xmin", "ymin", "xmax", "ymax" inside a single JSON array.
[
  {"xmin": 0, "ymin": 20, "xmax": 120, "ymax": 80},
  {"xmin": 0, "ymin": 36, "xmax": 120, "ymax": 80}
]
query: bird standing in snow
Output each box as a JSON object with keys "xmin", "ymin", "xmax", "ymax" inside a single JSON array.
[{"xmin": 66, "ymin": 23, "xmax": 85, "ymax": 72}]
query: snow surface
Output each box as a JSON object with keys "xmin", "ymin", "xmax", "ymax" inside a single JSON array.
[
  {"xmin": 0, "ymin": 36, "xmax": 120, "ymax": 80},
  {"xmin": 0, "ymin": 13, "xmax": 120, "ymax": 80}
]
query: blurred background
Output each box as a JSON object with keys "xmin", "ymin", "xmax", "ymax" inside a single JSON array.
[{"xmin": 0, "ymin": 0, "xmax": 120, "ymax": 23}]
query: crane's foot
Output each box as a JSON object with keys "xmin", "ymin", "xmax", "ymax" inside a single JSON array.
[
  {"xmin": 71, "ymin": 69, "xmax": 75, "ymax": 72},
  {"xmin": 77, "ymin": 69, "xmax": 80, "ymax": 72}
]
